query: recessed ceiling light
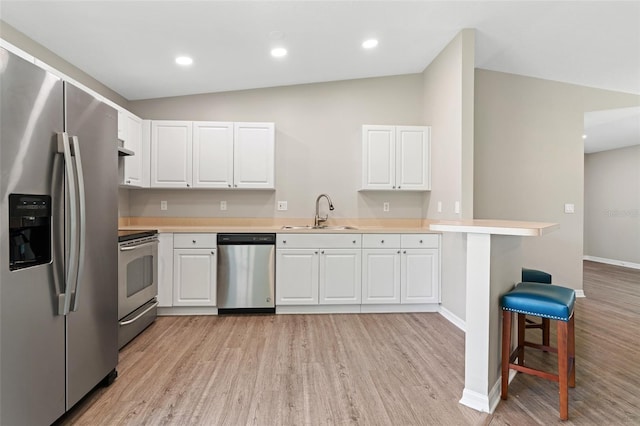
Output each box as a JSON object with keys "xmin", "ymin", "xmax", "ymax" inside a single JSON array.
[
  {"xmin": 362, "ymin": 39, "xmax": 379, "ymax": 49},
  {"xmin": 175, "ymin": 56, "xmax": 193, "ymax": 66},
  {"xmin": 271, "ymin": 47, "xmax": 287, "ymax": 58}
]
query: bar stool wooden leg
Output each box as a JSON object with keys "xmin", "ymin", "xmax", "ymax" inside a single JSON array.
[
  {"xmin": 517, "ymin": 313, "xmax": 526, "ymax": 365},
  {"xmin": 569, "ymin": 314, "xmax": 576, "ymax": 388},
  {"xmin": 557, "ymin": 319, "xmax": 569, "ymax": 421},
  {"xmin": 542, "ymin": 317, "xmax": 550, "ymax": 348},
  {"xmin": 501, "ymin": 309, "xmax": 513, "ymax": 400}
]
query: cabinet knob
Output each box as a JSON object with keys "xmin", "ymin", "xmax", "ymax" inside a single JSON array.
[
  {"xmin": 321, "ymin": 250, "xmax": 325, "ymax": 254},
  {"xmin": 228, "ymin": 184, "xmax": 231, "ymax": 188},
  {"xmin": 419, "ymin": 240, "xmax": 423, "ymax": 244},
  {"xmin": 315, "ymin": 251, "xmax": 318, "ymax": 255},
  {"xmin": 353, "ymin": 240, "xmax": 356, "ymax": 244},
  {"xmin": 392, "ymin": 186, "xmax": 396, "ymax": 189},
  {"xmin": 234, "ymin": 184, "xmax": 238, "ymax": 188},
  {"xmin": 398, "ymin": 186, "xmax": 401, "ymax": 189},
  {"xmin": 397, "ymin": 250, "xmax": 401, "ymax": 254},
  {"xmin": 211, "ymin": 251, "xmax": 215, "ymax": 255},
  {"xmin": 403, "ymin": 250, "xmax": 407, "ymax": 254},
  {"xmin": 186, "ymin": 183, "xmax": 190, "ymax": 187},
  {"xmin": 381, "ymin": 240, "xmax": 384, "ymax": 244},
  {"xmin": 283, "ymin": 240, "xmax": 287, "ymax": 244},
  {"xmin": 126, "ymin": 180, "xmax": 131, "ymax": 184},
  {"xmin": 192, "ymin": 240, "xmax": 196, "ymax": 244}
]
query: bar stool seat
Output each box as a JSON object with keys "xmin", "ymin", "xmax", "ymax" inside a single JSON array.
[
  {"xmin": 501, "ymin": 282, "xmax": 576, "ymax": 420},
  {"xmin": 521, "ymin": 268, "xmax": 553, "ymax": 346}
]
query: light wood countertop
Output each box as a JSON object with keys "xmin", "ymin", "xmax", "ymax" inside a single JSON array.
[{"xmin": 429, "ymin": 219, "xmax": 558, "ymax": 236}]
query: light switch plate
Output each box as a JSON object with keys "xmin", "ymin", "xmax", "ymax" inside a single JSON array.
[
  {"xmin": 277, "ymin": 201, "xmax": 288, "ymax": 211},
  {"xmin": 564, "ymin": 203, "xmax": 575, "ymax": 214}
]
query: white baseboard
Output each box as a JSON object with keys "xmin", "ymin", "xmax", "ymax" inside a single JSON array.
[
  {"xmin": 439, "ymin": 306, "xmax": 466, "ymax": 332},
  {"xmin": 584, "ymin": 255, "xmax": 640, "ymax": 270},
  {"xmin": 575, "ymin": 289, "xmax": 586, "ymax": 298}
]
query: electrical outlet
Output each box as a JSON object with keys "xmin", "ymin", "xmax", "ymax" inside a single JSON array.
[
  {"xmin": 220, "ymin": 201, "xmax": 227, "ymax": 211},
  {"xmin": 277, "ymin": 201, "xmax": 288, "ymax": 211},
  {"xmin": 160, "ymin": 200, "xmax": 167, "ymax": 211},
  {"xmin": 564, "ymin": 203, "xmax": 575, "ymax": 214},
  {"xmin": 383, "ymin": 202, "xmax": 390, "ymax": 212}
]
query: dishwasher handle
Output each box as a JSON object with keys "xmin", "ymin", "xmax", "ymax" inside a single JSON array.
[{"xmin": 217, "ymin": 233, "xmax": 276, "ymax": 245}]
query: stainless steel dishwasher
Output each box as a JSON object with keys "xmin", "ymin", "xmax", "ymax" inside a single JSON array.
[{"xmin": 217, "ymin": 233, "xmax": 276, "ymax": 314}]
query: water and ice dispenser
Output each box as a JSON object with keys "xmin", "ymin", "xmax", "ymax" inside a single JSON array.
[{"xmin": 8, "ymin": 194, "xmax": 51, "ymax": 270}]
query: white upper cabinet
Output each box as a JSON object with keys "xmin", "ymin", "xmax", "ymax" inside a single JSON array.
[
  {"xmin": 233, "ymin": 122, "xmax": 275, "ymax": 189},
  {"xmin": 151, "ymin": 121, "xmax": 275, "ymax": 189},
  {"xmin": 151, "ymin": 120, "xmax": 193, "ymax": 188},
  {"xmin": 118, "ymin": 110, "xmax": 146, "ymax": 187},
  {"xmin": 193, "ymin": 122, "xmax": 234, "ymax": 188},
  {"xmin": 361, "ymin": 125, "xmax": 431, "ymax": 191}
]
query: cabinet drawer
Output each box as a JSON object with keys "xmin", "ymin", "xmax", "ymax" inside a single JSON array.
[
  {"xmin": 362, "ymin": 234, "xmax": 401, "ymax": 248},
  {"xmin": 400, "ymin": 234, "xmax": 439, "ymax": 249},
  {"xmin": 174, "ymin": 233, "xmax": 217, "ymax": 248},
  {"xmin": 277, "ymin": 233, "xmax": 361, "ymax": 249}
]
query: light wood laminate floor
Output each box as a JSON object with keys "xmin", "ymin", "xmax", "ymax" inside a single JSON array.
[{"xmin": 58, "ymin": 261, "xmax": 640, "ymax": 425}]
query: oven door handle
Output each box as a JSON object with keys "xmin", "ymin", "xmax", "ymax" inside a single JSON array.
[
  {"xmin": 119, "ymin": 300, "xmax": 159, "ymax": 326},
  {"xmin": 119, "ymin": 239, "xmax": 159, "ymax": 252}
]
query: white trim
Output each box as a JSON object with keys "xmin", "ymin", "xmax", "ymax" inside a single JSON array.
[
  {"xmin": 157, "ymin": 306, "xmax": 218, "ymax": 316},
  {"xmin": 575, "ymin": 289, "xmax": 586, "ymax": 298},
  {"xmin": 459, "ymin": 388, "xmax": 492, "ymax": 413},
  {"xmin": 583, "ymin": 255, "xmax": 640, "ymax": 270},
  {"xmin": 438, "ymin": 306, "xmax": 466, "ymax": 332},
  {"xmin": 276, "ymin": 305, "xmax": 361, "ymax": 314},
  {"xmin": 360, "ymin": 304, "xmax": 439, "ymax": 313}
]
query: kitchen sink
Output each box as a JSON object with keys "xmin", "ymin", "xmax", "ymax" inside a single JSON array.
[{"xmin": 281, "ymin": 225, "xmax": 358, "ymax": 230}]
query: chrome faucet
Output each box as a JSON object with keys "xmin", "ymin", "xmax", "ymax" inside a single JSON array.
[{"xmin": 314, "ymin": 194, "xmax": 334, "ymax": 227}]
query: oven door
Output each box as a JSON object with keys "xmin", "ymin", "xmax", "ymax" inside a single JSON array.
[{"xmin": 118, "ymin": 237, "xmax": 158, "ymax": 320}]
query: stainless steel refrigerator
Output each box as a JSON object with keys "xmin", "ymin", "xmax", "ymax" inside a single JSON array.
[{"xmin": 0, "ymin": 47, "xmax": 118, "ymax": 425}]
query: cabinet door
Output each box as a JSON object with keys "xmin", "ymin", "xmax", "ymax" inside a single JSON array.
[
  {"xmin": 275, "ymin": 249, "xmax": 318, "ymax": 305},
  {"xmin": 151, "ymin": 120, "xmax": 192, "ymax": 188},
  {"xmin": 123, "ymin": 114, "xmax": 143, "ymax": 187},
  {"xmin": 157, "ymin": 233, "xmax": 174, "ymax": 307},
  {"xmin": 233, "ymin": 122, "xmax": 275, "ymax": 189},
  {"xmin": 362, "ymin": 125, "xmax": 395, "ymax": 190},
  {"xmin": 362, "ymin": 249, "xmax": 401, "ymax": 304},
  {"xmin": 396, "ymin": 126, "xmax": 430, "ymax": 191},
  {"xmin": 193, "ymin": 121, "xmax": 234, "ymax": 188},
  {"xmin": 401, "ymin": 248, "xmax": 439, "ymax": 304},
  {"xmin": 319, "ymin": 249, "xmax": 361, "ymax": 305},
  {"xmin": 173, "ymin": 248, "xmax": 216, "ymax": 306}
]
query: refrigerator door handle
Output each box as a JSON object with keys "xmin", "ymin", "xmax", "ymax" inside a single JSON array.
[
  {"xmin": 70, "ymin": 135, "xmax": 86, "ymax": 312},
  {"xmin": 56, "ymin": 132, "xmax": 79, "ymax": 316}
]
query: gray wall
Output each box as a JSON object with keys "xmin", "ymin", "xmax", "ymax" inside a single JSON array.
[
  {"xmin": 422, "ymin": 29, "xmax": 475, "ymax": 322},
  {"xmin": 584, "ymin": 145, "xmax": 640, "ymax": 264},
  {"xmin": 129, "ymin": 74, "xmax": 428, "ymax": 220},
  {"xmin": 474, "ymin": 69, "xmax": 640, "ymax": 290}
]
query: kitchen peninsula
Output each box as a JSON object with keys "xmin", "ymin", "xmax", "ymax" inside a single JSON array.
[
  {"xmin": 120, "ymin": 216, "xmax": 558, "ymax": 414},
  {"xmin": 430, "ymin": 219, "xmax": 558, "ymax": 413}
]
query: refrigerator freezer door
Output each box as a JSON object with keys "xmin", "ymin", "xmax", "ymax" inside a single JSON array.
[
  {"xmin": 0, "ymin": 48, "xmax": 66, "ymax": 426},
  {"xmin": 64, "ymin": 82, "xmax": 119, "ymax": 409}
]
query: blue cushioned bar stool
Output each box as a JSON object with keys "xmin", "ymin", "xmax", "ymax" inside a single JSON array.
[
  {"xmin": 501, "ymin": 282, "xmax": 576, "ymax": 420},
  {"xmin": 521, "ymin": 268, "xmax": 552, "ymax": 346}
]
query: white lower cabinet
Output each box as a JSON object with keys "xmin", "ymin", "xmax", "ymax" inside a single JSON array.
[
  {"xmin": 172, "ymin": 234, "xmax": 217, "ymax": 307},
  {"xmin": 361, "ymin": 234, "xmax": 440, "ymax": 305},
  {"xmin": 276, "ymin": 249, "xmax": 319, "ymax": 305},
  {"xmin": 276, "ymin": 234, "xmax": 362, "ymax": 306},
  {"xmin": 362, "ymin": 249, "xmax": 401, "ymax": 304},
  {"xmin": 319, "ymin": 249, "xmax": 361, "ymax": 304},
  {"xmin": 157, "ymin": 233, "xmax": 174, "ymax": 307}
]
